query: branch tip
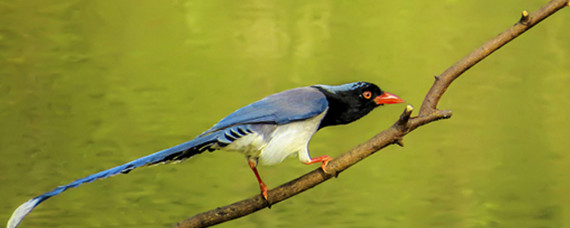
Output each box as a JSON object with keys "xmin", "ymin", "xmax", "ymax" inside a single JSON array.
[
  {"xmin": 438, "ymin": 109, "xmax": 453, "ymax": 119},
  {"xmin": 405, "ymin": 104, "xmax": 414, "ymax": 113},
  {"xmin": 396, "ymin": 105, "xmax": 414, "ymax": 127},
  {"xmin": 520, "ymin": 10, "xmax": 530, "ymax": 23}
]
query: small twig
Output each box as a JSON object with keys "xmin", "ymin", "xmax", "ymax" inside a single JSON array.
[
  {"xmin": 418, "ymin": 0, "xmax": 569, "ymax": 116},
  {"xmin": 520, "ymin": 10, "xmax": 531, "ymax": 24},
  {"xmin": 395, "ymin": 105, "xmax": 414, "ymax": 128}
]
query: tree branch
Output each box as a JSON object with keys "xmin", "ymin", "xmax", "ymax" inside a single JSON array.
[
  {"xmin": 418, "ymin": 0, "xmax": 569, "ymax": 116},
  {"xmin": 174, "ymin": 1, "xmax": 568, "ymax": 227}
]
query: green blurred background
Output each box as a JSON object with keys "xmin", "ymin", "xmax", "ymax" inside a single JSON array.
[{"xmin": 1, "ymin": 1, "xmax": 569, "ymax": 227}]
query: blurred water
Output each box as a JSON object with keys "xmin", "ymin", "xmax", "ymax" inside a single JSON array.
[{"xmin": 1, "ymin": 1, "xmax": 569, "ymax": 227}]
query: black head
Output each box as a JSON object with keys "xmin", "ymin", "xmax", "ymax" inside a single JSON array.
[{"xmin": 312, "ymin": 81, "xmax": 404, "ymax": 129}]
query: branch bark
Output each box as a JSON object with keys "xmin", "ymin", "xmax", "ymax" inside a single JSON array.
[{"xmin": 174, "ymin": 1, "xmax": 569, "ymax": 227}]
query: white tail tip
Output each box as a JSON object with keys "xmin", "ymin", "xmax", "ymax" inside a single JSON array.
[{"xmin": 7, "ymin": 198, "xmax": 40, "ymax": 228}]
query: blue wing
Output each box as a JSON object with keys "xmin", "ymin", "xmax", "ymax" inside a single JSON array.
[{"xmin": 201, "ymin": 86, "xmax": 328, "ymax": 136}]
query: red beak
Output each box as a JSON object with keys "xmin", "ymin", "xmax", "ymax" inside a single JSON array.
[{"xmin": 374, "ymin": 92, "xmax": 404, "ymax": 105}]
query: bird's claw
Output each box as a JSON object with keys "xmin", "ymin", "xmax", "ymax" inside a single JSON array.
[
  {"xmin": 305, "ymin": 155, "xmax": 334, "ymax": 175},
  {"xmin": 319, "ymin": 156, "xmax": 340, "ymax": 177},
  {"xmin": 260, "ymin": 184, "xmax": 268, "ymax": 201},
  {"xmin": 320, "ymin": 158, "xmax": 333, "ymax": 174},
  {"xmin": 259, "ymin": 184, "xmax": 272, "ymax": 208}
]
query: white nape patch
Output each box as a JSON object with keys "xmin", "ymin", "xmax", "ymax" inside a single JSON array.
[{"xmin": 258, "ymin": 110, "xmax": 327, "ymax": 166}]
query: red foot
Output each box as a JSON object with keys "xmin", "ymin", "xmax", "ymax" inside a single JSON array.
[
  {"xmin": 304, "ymin": 155, "xmax": 333, "ymax": 173},
  {"xmin": 259, "ymin": 182, "xmax": 268, "ymax": 200}
]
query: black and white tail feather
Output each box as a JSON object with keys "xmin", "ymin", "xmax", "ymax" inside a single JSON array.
[{"xmin": 7, "ymin": 125, "xmax": 253, "ymax": 228}]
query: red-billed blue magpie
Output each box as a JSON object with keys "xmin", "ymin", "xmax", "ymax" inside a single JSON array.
[{"xmin": 8, "ymin": 81, "xmax": 403, "ymax": 228}]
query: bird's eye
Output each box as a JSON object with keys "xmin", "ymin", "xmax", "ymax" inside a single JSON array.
[{"xmin": 362, "ymin": 91, "xmax": 372, "ymax": 99}]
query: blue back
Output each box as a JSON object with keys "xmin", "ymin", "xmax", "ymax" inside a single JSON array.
[{"xmin": 201, "ymin": 86, "xmax": 328, "ymax": 135}]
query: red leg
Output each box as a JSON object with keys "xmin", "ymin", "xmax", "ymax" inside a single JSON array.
[
  {"xmin": 248, "ymin": 159, "xmax": 268, "ymax": 200},
  {"xmin": 304, "ymin": 155, "xmax": 333, "ymax": 173}
]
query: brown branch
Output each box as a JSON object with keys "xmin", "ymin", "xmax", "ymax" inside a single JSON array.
[
  {"xmin": 418, "ymin": 0, "xmax": 569, "ymax": 116},
  {"xmin": 174, "ymin": 1, "xmax": 568, "ymax": 227}
]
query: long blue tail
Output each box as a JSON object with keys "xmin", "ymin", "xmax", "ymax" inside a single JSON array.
[{"xmin": 7, "ymin": 132, "xmax": 225, "ymax": 228}]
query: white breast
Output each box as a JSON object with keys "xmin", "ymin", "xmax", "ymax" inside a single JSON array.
[{"xmin": 257, "ymin": 110, "xmax": 327, "ymax": 166}]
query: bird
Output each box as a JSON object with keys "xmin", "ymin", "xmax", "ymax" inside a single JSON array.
[{"xmin": 7, "ymin": 81, "xmax": 404, "ymax": 228}]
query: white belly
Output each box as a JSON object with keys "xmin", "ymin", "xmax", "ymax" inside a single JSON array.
[
  {"xmin": 258, "ymin": 111, "xmax": 326, "ymax": 165},
  {"xmin": 221, "ymin": 110, "xmax": 327, "ymax": 166}
]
